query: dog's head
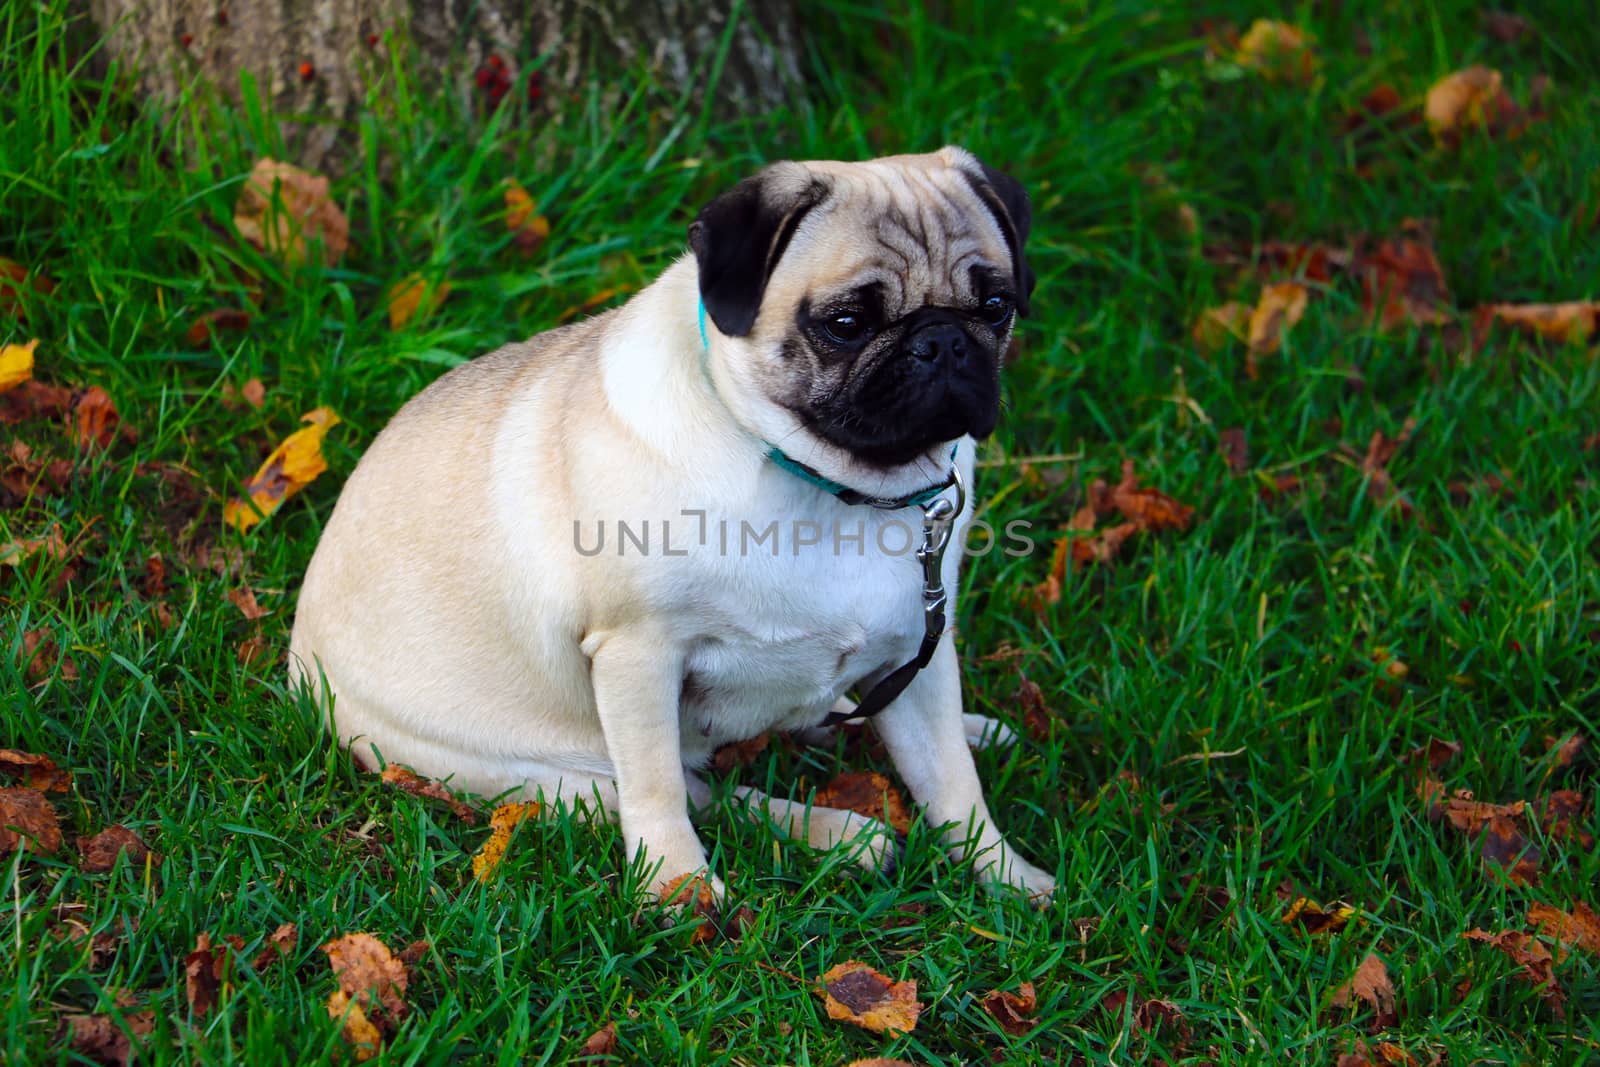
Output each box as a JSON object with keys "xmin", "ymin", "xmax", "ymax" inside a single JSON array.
[{"xmin": 689, "ymin": 147, "xmax": 1033, "ymax": 493}]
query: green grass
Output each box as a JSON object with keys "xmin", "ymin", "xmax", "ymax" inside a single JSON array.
[{"xmin": 4, "ymin": 0, "xmax": 1599, "ymax": 1063}]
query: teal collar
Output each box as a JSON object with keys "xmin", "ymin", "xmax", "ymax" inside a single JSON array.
[{"xmin": 698, "ymin": 299, "xmax": 959, "ymax": 510}]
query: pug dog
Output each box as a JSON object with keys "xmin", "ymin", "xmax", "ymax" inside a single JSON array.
[{"xmin": 289, "ymin": 146, "xmax": 1056, "ymax": 902}]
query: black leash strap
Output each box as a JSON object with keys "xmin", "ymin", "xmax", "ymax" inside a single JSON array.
[{"xmin": 822, "ymin": 479, "xmax": 962, "ymax": 727}]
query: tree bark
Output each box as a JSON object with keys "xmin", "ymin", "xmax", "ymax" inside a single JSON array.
[{"xmin": 83, "ymin": 0, "xmax": 805, "ymax": 169}]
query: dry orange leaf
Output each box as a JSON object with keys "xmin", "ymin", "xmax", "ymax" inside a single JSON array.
[
  {"xmin": 574, "ymin": 1022, "xmax": 619, "ymax": 1060},
  {"xmin": 184, "ymin": 932, "xmax": 234, "ymax": 1017},
  {"xmin": 1425, "ymin": 66, "xmax": 1518, "ymax": 143},
  {"xmin": 73, "ymin": 386, "xmax": 123, "ymax": 451},
  {"xmin": 224, "ymin": 406, "xmax": 339, "ymax": 532},
  {"xmin": 1236, "ymin": 19, "xmax": 1317, "ymax": 84},
  {"xmin": 813, "ymin": 770, "xmax": 912, "ymax": 835},
  {"xmin": 818, "ymin": 961, "xmax": 922, "ymax": 1037},
  {"xmin": 1329, "ymin": 953, "xmax": 1400, "ymax": 1031},
  {"xmin": 386, "ymin": 274, "xmax": 451, "ymax": 330},
  {"xmin": 470, "ymin": 800, "xmax": 540, "ymax": 882},
  {"xmin": 505, "ymin": 180, "xmax": 552, "ymax": 256},
  {"xmin": 233, "ymin": 159, "xmax": 349, "ymax": 267},
  {"xmin": 0, "ymin": 749, "xmax": 71, "ymax": 792},
  {"xmin": 1105, "ymin": 460, "xmax": 1196, "ymax": 533},
  {"xmin": 0, "ymin": 338, "xmax": 37, "ymax": 394},
  {"xmin": 1246, "ymin": 282, "xmax": 1309, "ymax": 376},
  {"xmin": 1478, "ymin": 302, "xmax": 1598, "ymax": 345},
  {"xmin": 1527, "ymin": 901, "xmax": 1600, "ymax": 953},
  {"xmin": 558, "ymin": 286, "xmax": 629, "ymax": 323},
  {"xmin": 0, "ymin": 786, "xmax": 62, "ymax": 854},
  {"xmin": 981, "ymin": 981, "xmax": 1038, "ymax": 1036},
  {"xmin": 322, "ymin": 932, "xmax": 410, "ymax": 1031},
  {"xmin": 1359, "ymin": 229, "xmax": 1451, "ymax": 331},
  {"xmin": 1462, "ymin": 927, "xmax": 1564, "ymax": 1007},
  {"xmin": 0, "ymin": 525, "xmax": 69, "ymax": 569},
  {"xmin": 379, "ymin": 764, "xmax": 480, "ymax": 823},
  {"xmin": 1192, "ymin": 301, "xmax": 1251, "ymax": 355}
]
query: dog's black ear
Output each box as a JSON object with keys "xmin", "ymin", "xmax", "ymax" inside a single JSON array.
[
  {"xmin": 689, "ymin": 164, "xmax": 829, "ymax": 337},
  {"xmin": 955, "ymin": 152, "xmax": 1035, "ymax": 317}
]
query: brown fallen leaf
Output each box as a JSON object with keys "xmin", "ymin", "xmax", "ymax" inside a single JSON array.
[
  {"xmin": 1339, "ymin": 1039, "xmax": 1421, "ymax": 1067},
  {"xmin": 254, "ymin": 922, "xmax": 298, "ymax": 970},
  {"xmin": 0, "ymin": 785, "xmax": 62, "ymax": 854},
  {"xmin": 470, "ymin": 800, "xmax": 539, "ymax": 882},
  {"xmin": 386, "ymin": 273, "xmax": 451, "ymax": 330},
  {"xmin": 1426, "ymin": 66, "xmax": 1522, "ymax": 144},
  {"xmin": 819, "ymin": 961, "xmax": 922, "ymax": 1037},
  {"xmin": 505, "ymin": 180, "xmax": 552, "ymax": 256},
  {"xmin": 228, "ymin": 586, "xmax": 268, "ymax": 621},
  {"xmin": 0, "ymin": 377, "xmax": 72, "ymax": 425},
  {"xmin": 1359, "ymin": 418, "xmax": 1419, "ymax": 519},
  {"xmin": 185, "ymin": 308, "xmax": 252, "ymax": 347},
  {"xmin": 1404, "ymin": 737, "xmax": 1461, "ymax": 773},
  {"xmin": 1358, "ymin": 228, "xmax": 1451, "ymax": 331},
  {"xmin": 1544, "ymin": 733, "xmax": 1586, "ymax": 770},
  {"xmin": 1462, "ymin": 928, "xmax": 1564, "ymax": 1007},
  {"xmin": 656, "ymin": 872, "xmax": 721, "ymax": 944},
  {"xmin": 1539, "ymin": 789, "xmax": 1594, "ymax": 850},
  {"xmin": 813, "ymin": 771, "xmax": 912, "ymax": 835},
  {"xmin": 1105, "ymin": 461, "xmax": 1195, "ymax": 533},
  {"xmin": 224, "ymin": 406, "xmax": 340, "ymax": 532},
  {"xmin": 233, "ymin": 159, "xmax": 349, "ymax": 267},
  {"xmin": 1236, "ymin": 19, "xmax": 1317, "ymax": 84},
  {"xmin": 1, "ymin": 526, "xmax": 70, "ymax": 570},
  {"xmin": 1283, "ymin": 897, "xmax": 1355, "ymax": 935},
  {"xmin": 0, "ymin": 338, "xmax": 38, "ymax": 393},
  {"xmin": 843, "ymin": 1061, "xmax": 918, "ymax": 1067},
  {"xmin": 19, "ymin": 629, "xmax": 79, "ymax": 685},
  {"xmin": 77, "ymin": 827, "xmax": 156, "ymax": 873},
  {"xmin": 72, "ymin": 388, "xmax": 131, "ymax": 451},
  {"xmin": 1100, "ymin": 990, "xmax": 1192, "ymax": 1047},
  {"xmin": 1476, "ymin": 301, "xmax": 1598, "ymax": 346},
  {"xmin": 1246, "ymin": 281, "xmax": 1309, "ymax": 377},
  {"xmin": 235, "ymin": 633, "xmax": 271, "ymax": 668},
  {"xmin": 710, "ymin": 732, "xmax": 770, "ymax": 774},
  {"xmin": 0, "ymin": 259, "xmax": 55, "ymax": 319},
  {"xmin": 0, "ymin": 748, "xmax": 71, "ymax": 792},
  {"xmin": 322, "ymin": 932, "xmax": 409, "ymax": 1032},
  {"xmin": 1329, "ymin": 953, "xmax": 1400, "ymax": 1031},
  {"xmin": 574, "ymin": 1022, "xmax": 619, "ymax": 1061},
  {"xmin": 380, "ymin": 764, "xmax": 482, "ymax": 826},
  {"xmin": 981, "ymin": 980, "xmax": 1038, "ymax": 1036},
  {"xmin": 1192, "ymin": 301, "xmax": 1251, "ymax": 355},
  {"xmin": 60, "ymin": 1005, "xmax": 155, "ymax": 1067},
  {"xmin": 1016, "ymin": 670, "xmax": 1052, "ymax": 742},
  {"xmin": 1219, "ymin": 427, "xmax": 1248, "ymax": 475},
  {"xmin": 1527, "ymin": 901, "xmax": 1600, "ymax": 953},
  {"xmin": 185, "ymin": 932, "xmax": 232, "ymax": 1018},
  {"xmin": 396, "ymin": 939, "xmax": 429, "ymax": 967}
]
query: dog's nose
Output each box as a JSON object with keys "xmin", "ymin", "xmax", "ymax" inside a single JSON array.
[{"xmin": 907, "ymin": 323, "xmax": 969, "ymax": 363}]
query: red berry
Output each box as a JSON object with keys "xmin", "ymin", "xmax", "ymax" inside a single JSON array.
[
  {"xmin": 367, "ymin": 32, "xmax": 380, "ymax": 47},
  {"xmin": 298, "ymin": 61, "xmax": 314, "ymax": 81},
  {"xmin": 216, "ymin": 9, "xmax": 228, "ymax": 25},
  {"xmin": 179, "ymin": 32, "xmax": 193, "ymax": 47}
]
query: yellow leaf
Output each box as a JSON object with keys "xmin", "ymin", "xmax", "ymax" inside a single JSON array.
[
  {"xmin": 1236, "ymin": 20, "xmax": 1317, "ymax": 84},
  {"xmin": 1192, "ymin": 303, "xmax": 1251, "ymax": 355},
  {"xmin": 0, "ymin": 338, "xmax": 38, "ymax": 394},
  {"xmin": 470, "ymin": 801, "xmax": 540, "ymax": 882},
  {"xmin": 1246, "ymin": 282, "xmax": 1309, "ymax": 377},
  {"xmin": 504, "ymin": 181, "xmax": 551, "ymax": 256},
  {"xmin": 224, "ymin": 407, "xmax": 340, "ymax": 533},
  {"xmin": 1482, "ymin": 302, "xmax": 1597, "ymax": 344},
  {"xmin": 386, "ymin": 274, "xmax": 451, "ymax": 330},
  {"xmin": 326, "ymin": 990, "xmax": 383, "ymax": 1062},
  {"xmin": 1425, "ymin": 67, "xmax": 1515, "ymax": 142}
]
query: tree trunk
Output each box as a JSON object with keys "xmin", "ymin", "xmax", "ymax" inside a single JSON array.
[{"xmin": 82, "ymin": 0, "xmax": 805, "ymax": 169}]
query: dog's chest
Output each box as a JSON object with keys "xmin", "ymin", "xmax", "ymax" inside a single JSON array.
[{"xmin": 662, "ymin": 515, "xmax": 929, "ymax": 754}]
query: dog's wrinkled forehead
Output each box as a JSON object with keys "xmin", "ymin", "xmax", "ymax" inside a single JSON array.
[
  {"xmin": 774, "ymin": 158, "xmax": 1006, "ymax": 315},
  {"xmin": 689, "ymin": 146, "xmax": 1034, "ymax": 339}
]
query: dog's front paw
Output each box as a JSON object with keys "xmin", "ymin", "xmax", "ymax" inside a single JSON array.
[{"xmin": 979, "ymin": 850, "xmax": 1057, "ymax": 905}]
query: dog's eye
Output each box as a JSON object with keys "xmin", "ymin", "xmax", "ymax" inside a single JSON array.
[
  {"xmin": 825, "ymin": 313, "xmax": 869, "ymax": 344},
  {"xmin": 981, "ymin": 294, "xmax": 1014, "ymax": 325}
]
